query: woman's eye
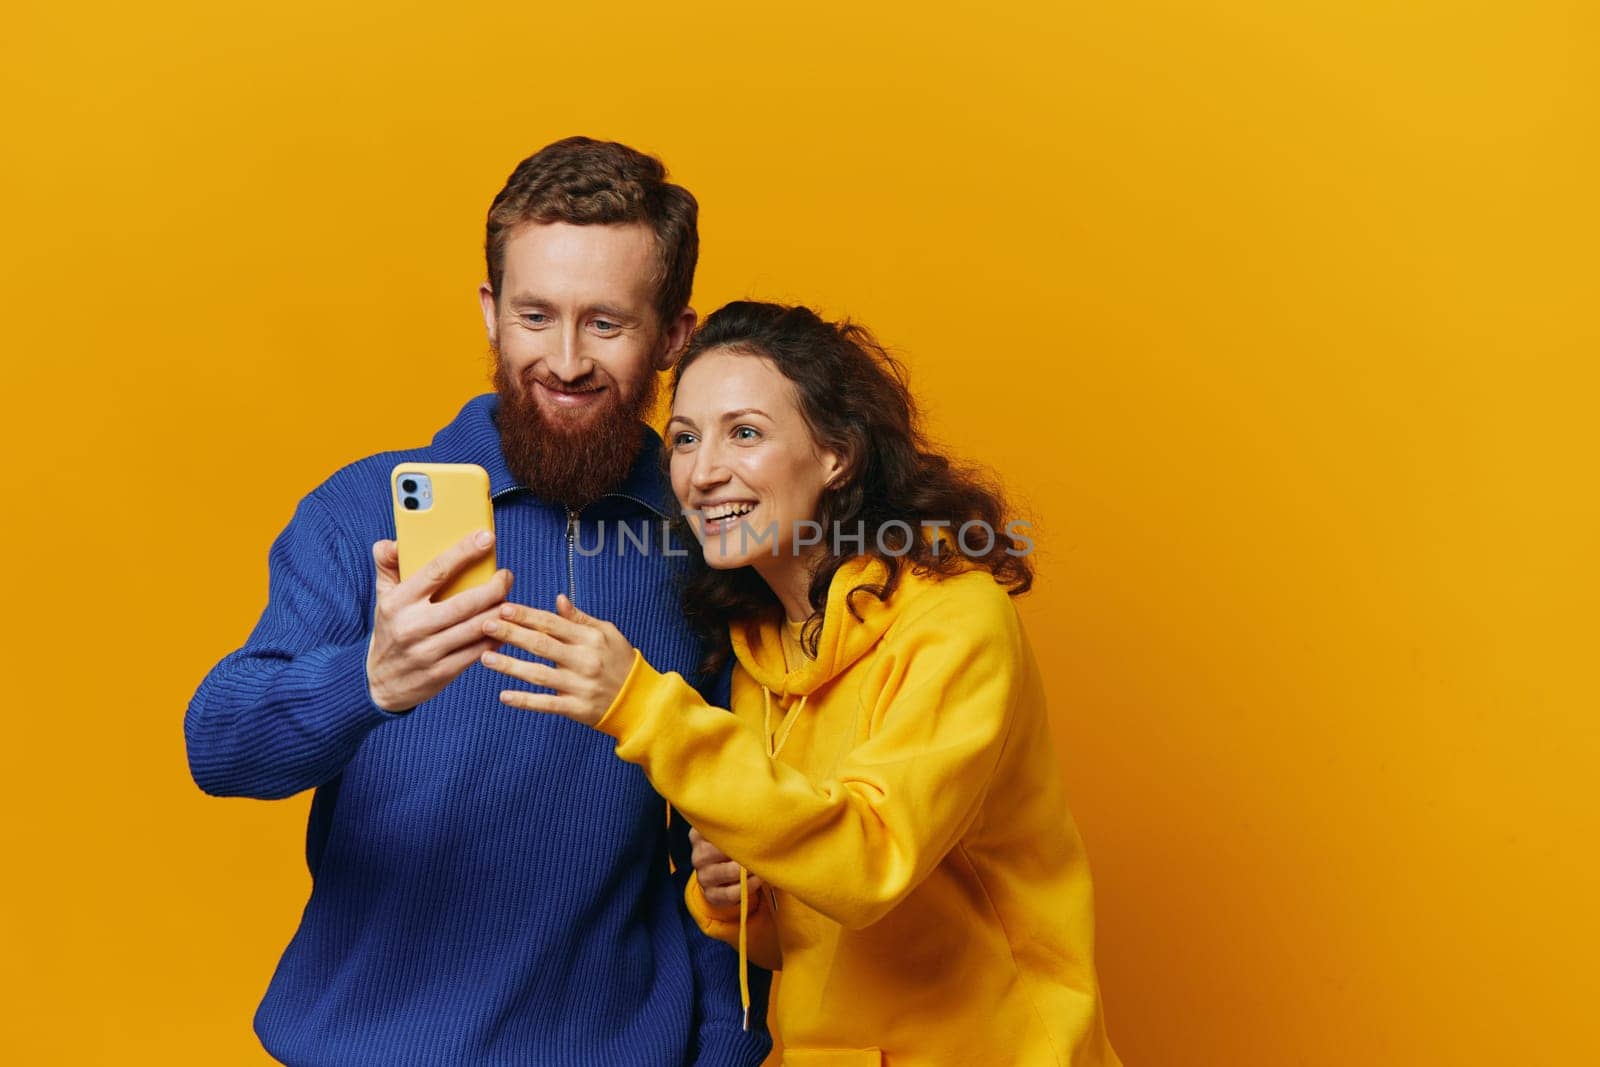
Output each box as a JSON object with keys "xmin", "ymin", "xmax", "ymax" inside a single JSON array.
[
  {"xmin": 733, "ymin": 425, "xmax": 760, "ymax": 441},
  {"xmin": 671, "ymin": 432, "xmax": 697, "ymax": 448}
]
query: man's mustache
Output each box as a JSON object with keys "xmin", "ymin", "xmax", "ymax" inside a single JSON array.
[{"xmin": 520, "ymin": 366, "xmax": 607, "ymax": 396}]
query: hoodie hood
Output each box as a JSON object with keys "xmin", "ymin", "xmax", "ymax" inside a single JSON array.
[{"xmin": 729, "ymin": 554, "xmax": 900, "ymax": 698}]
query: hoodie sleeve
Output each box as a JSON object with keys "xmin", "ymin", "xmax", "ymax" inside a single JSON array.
[
  {"xmin": 184, "ymin": 492, "xmax": 400, "ymax": 800},
  {"xmin": 594, "ymin": 576, "xmax": 1024, "ymax": 931}
]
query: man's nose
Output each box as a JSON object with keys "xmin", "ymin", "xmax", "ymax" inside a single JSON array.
[{"xmin": 545, "ymin": 327, "xmax": 591, "ymax": 382}]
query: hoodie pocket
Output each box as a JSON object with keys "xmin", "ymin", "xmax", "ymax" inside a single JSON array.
[{"xmin": 784, "ymin": 1050, "xmax": 883, "ymax": 1066}]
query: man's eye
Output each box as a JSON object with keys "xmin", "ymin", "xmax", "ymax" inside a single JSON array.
[
  {"xmin": 521, "ymin": 312, "xmax": 548, "ymax": 325},
  {"xmin": 594, "ymin": 319, "xmax": 619, "ymax": 333}
]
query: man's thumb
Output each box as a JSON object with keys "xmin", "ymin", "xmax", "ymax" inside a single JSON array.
[{"xmin": 372, "ymin": 540, "xmax": 401, "ymax": 581}]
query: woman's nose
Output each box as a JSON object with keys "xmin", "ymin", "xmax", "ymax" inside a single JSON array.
[{"xmin": 691, "ymin": 444, "xmax": 730, "ymax": 490}]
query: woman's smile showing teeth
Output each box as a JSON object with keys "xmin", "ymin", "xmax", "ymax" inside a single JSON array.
[{"xmin": 700, "ymin": 501, "xmax": 757, "ymax": 533}]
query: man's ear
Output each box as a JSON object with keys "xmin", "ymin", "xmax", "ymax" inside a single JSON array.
[
  {"xmin": 655, "ymin": 307, "xmax": 697, "ymax": 371},
  {"xmin": 477, "ymin": 282, "xmax": 499, "ymax": 347}
]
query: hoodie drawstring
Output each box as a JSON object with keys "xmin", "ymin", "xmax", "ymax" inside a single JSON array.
[
  {"xmin": 665, "ymin": 800, "xmax": 676, "ymax": 874},
  {"xmin": 738, "ymin": 866, "xmax": 750, "ymax": 1029},
  {"xmin": 763, "ymin": 686, "xmax": 807, "ymax": 759}
]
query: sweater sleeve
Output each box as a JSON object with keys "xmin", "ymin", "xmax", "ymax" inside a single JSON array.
[
  {"xmin": 184, "ymin": 492, "xmax": 401, "ymax": 800},
  {"xmin": 595, "ymin": 581, "xmax": 1023, "ymax": 931}
]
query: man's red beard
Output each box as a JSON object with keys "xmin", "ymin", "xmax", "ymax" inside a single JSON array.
[{"xmin": 491, "ymin": 354, "xmax": 659, "ymax": 507}]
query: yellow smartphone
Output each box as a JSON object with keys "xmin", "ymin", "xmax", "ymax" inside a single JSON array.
[{"xmin": 391, "ymin": 463, "xmax": 497, "ymax": 599}]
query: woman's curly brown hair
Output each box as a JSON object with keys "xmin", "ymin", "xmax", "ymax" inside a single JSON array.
[{"xmin": 669, "ymin": 301, "xmax": 1034, "ymax": 677}]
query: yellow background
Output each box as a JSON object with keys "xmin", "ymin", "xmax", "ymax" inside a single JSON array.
[{"xmin": 2, "ymin": 2, "xmax": 1594, "ymax": 1064}]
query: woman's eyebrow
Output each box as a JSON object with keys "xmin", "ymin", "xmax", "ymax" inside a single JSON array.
[{"xmin": 667, "ymin": 408, "xmax": 771, "ymax": 429}]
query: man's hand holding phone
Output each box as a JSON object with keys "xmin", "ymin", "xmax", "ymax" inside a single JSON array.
[{"xmin": 367, "ymin": 530, "xmax": 513, "ymax": 712}]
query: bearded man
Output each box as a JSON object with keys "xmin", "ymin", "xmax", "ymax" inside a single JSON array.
[{"xmin": 186, "ymin": 137, "xmax": 770, "ymax": 1067}]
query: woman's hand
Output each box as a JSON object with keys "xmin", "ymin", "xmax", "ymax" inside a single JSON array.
[
  {"xmin": 690, "ymin": 826, "xmax": 764, "ymax": 911},
  {"xmin": 479, "ymin": 594, "xmax": 637, "ymax": 727}
]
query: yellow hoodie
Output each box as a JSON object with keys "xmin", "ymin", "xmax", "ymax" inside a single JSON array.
[{"xmin": 595, "ymin": 555, "xmax": 1121, "ymax": 1066}]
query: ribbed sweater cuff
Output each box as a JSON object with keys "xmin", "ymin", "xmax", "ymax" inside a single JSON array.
[{"xmin": 285, "ymin": 638, "xmax": 407, "ymax": 735}]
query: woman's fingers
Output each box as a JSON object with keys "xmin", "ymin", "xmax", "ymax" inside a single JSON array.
[
  {"xmin": 690, "ymin": 829, "xmax": 732, "ymax": 869},
  {"xmin": 498, "ymin": 688, "xmax": 580, "ymax": 716},
  {"xmin": 697, "ymin": 859, "xmax": 763, "ymax": 891},
  {"xmin": 483, "ymin": 618, "xmax": 566, "ymax": 664},
  {"xmin": 481, "ymin": 651, "xmax": 561, "ymax": 691},
  {"xmin": 495, "ymin": 602, "xmax": 590, "ymax": 644},
  {"xmin": 555, "ymin": 593, "xmax": 591, "ymax": 624},
  {"xmin": 701, "ymin": 874, "xmax": 764, "ymax": 910},
  {"xmin": 697, "ymin": 860, "xmax": 742, "ymax": 887},
  {"xmin": 702, "ymin": 883, "xmax": 741, "ymax": 909},
  {"xmin": 690, "ymin": 829, "xmax": 765, "ymax": 906}
]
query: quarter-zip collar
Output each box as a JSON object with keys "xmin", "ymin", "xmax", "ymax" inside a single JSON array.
[{"xmin": 429, "ymin": 393, "xmax": 671, "ymax": 515}]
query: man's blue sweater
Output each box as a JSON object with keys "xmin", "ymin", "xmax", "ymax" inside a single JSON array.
[{"xmin": 185, "ymin": 394, "xmax": 770, "ymax": 1066}]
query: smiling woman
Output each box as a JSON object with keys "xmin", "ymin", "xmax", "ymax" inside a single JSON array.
[
  {"xmin": 669, "ymin": 302, "xmax": 1035, "ymax": 676},
  {"xmin": 482, "ymin": 301, "xmax": 1120, "ymax": 1065},
  {"xmin": 667, "ymin": 356, "xmax": 847, "ymax": 615}
]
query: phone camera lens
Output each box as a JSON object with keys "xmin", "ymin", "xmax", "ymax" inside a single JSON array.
[
  {"xmin": 403, "ymin": 497, "xmax": 420, "ymax": 511},
  {"xmin": 401, "ymin": 478, "xmax": 418, "ymax": 494}
]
